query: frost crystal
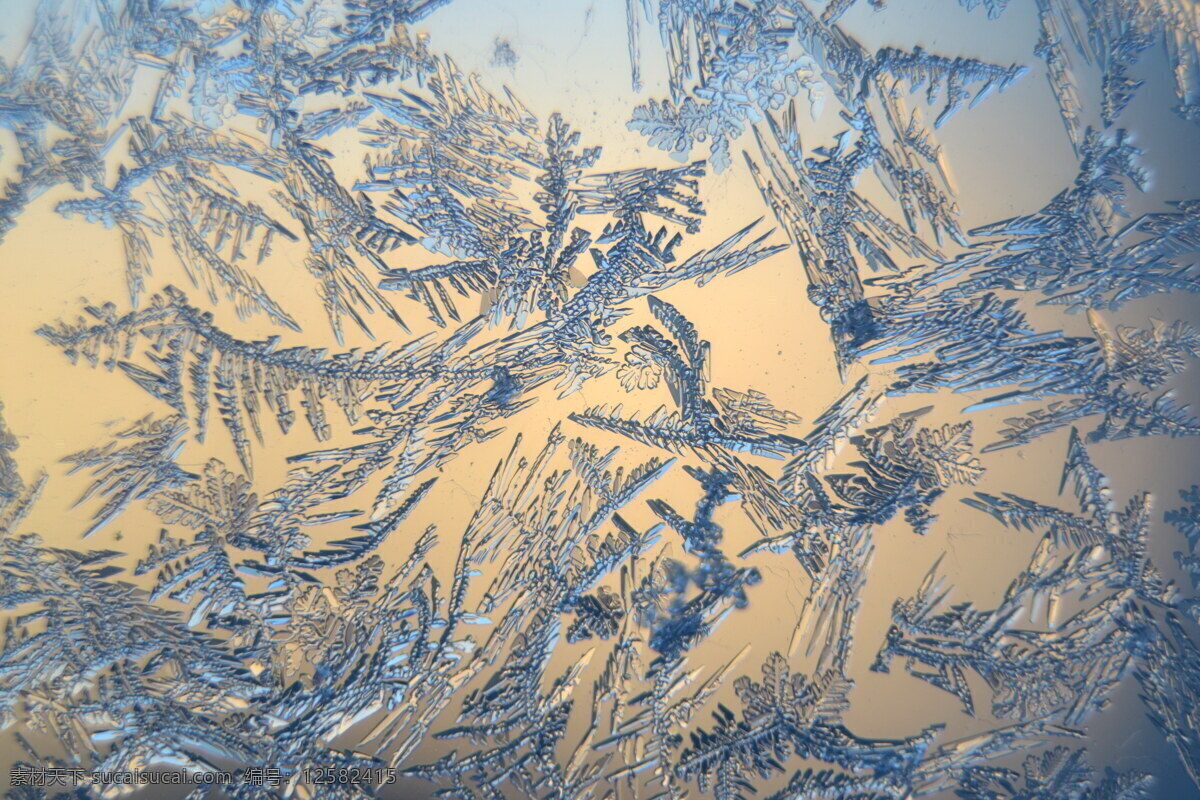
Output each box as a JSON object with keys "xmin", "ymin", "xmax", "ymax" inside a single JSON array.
[{"xmin": 2, "ymin": 0, "xmax": 1199, "ymax": 798}]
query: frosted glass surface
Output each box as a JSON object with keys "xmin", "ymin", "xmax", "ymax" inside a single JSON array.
[{"xmin": 1, "ymin": 1, "xmax": 1199, "ymax": 798}]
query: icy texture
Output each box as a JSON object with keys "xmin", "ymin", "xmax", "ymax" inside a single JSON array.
[
  {"xmin": 955, "ymin": 747, "xmax": 1153, "ymax": 800},
  {"xmin": 1, "ymin": 0, "xmax": 1199, "ymax": 799},
  {"xmin": 874, "ymin": 431, "xmax": 1174, "ymax": 725},
  {"xmin": 989, "ymin": 0, "xmax": 1200, "ymax": 131},
  {"xmin": 1167, "ymin": 486, "xmax": 1200, "ymax": 622}
]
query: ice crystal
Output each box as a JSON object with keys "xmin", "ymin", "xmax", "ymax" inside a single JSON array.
[
  {"xmin": 675, "ymin": 652, "xmax": 940, "ymax": 800},
  {"xmin": 876, "ymin": 301, "xmax": 1200, "ymax": 450},
  {"xmin": 626, "ymin": 0, "xmax": 1030, "ymax": 371},
  {"xmin": 3, "ymin": 0, "xmax": 1200, "ymax": 798},
  {"xmin": 922, "ymin": 130, "xmax": 1200, "ymax": 311},
  {"xmin": 1136, "ymin": 613, "xmax": 1200, "ymax": 791},
  {"xmin": 970, "ymin": 0, "xmax": 1200, "ymax": 130},
  {"xmin": 875, "ymin": 431, "xmax": 1175, "ymax": 725},
  {"xmin": 1167, "ymin": 487, "xmax": 1200, "ymax": 623},
  {"xmin": 955, "ymin": 746, "xmax": 1153, "ymax": 800}
]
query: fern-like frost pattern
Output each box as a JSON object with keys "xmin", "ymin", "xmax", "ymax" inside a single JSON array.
[{"xmin": 1, "ymin": 0, "xmax": 1199, "ymax": 798}]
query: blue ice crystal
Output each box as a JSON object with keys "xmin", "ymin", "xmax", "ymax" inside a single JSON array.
[{"xmin": 1, "ymin": 0, "xmax": 1199, "ymax": 798}]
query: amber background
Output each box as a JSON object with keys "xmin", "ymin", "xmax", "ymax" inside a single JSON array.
[{"xmin": 1, "ymin": 0, "xmax": 1199, "ymax": 797}]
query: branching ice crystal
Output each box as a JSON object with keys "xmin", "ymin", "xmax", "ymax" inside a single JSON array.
[
  {"xmin": 2, "ymin": 0, "xmax": 1200, "ymax": 798},
  {"xmin": 956, "ymin": 746, "xmax": 1153, "ymax": 800},
  {"xmin": 875, "ymin": 431, "xmax": 1175, "ymax": 725},
  {"xmin": 626, "ymin": 0, "xmax": 1028, "ymax": 371},
  {"xmin": 1167, "ymin": 486, "xmax": 1200, "ymax": 622},
  {"xmin": 921, "ymin": 130, "xmax": 1200, "ymax": 311},
  {"xmin": 675, "ymin": 651, "xmax": 940, "ymax": 800},
  {"xmin": 971, "ymin": 0, "xmax": 1200, "ymax": 130}
]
